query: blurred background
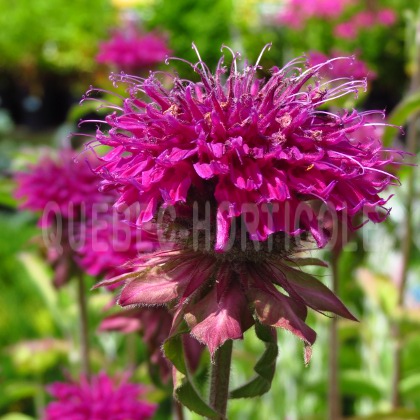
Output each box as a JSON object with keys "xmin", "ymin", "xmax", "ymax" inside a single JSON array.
[{"xmin": 1, "ymin": 0, "xmax": 420, "ymax": 419}]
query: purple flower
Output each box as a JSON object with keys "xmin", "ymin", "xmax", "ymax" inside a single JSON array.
[
  {"xmin": 14, "ymin": 148, "xmax": 112, "ymax": 287},
  {"xmin": 308, "ymin": 50, "xmax": 375, "ymax": 81},
  {"xmin": 15, "ymin": 148, "xmax": 105, "ymax": 228},
  {"xmin": 278, "ymin": 0, "xmax": 352, "ymax": 28},
  {"xmin": 334, "ymin": 22, "xmax": 358, "ymax": 39},
  {"xmin": 44, "ymin": 372, "xmax": 156, "ymax": 420},
  {"xmin": 91, "ymin": 47, "xmax": 397, "ymax": 251},
  {"xmin": 335, "ymin": 8, "xmax": 398, "ymax": 40},
  {"xmin": 377, "ymin": 9, "xmax": 397, "ymax": 26},
  {"xmin": 88, "ymin": 45, "xmax": 401, "ymax": 360},
  {"xmin": 98, "ymin": 246, "xmax": 355, "ymax": 362},
  {"xmin": 77, "ymin": 211, "xmax": 157, "ymax": 280},
  {"xmin": 97, "ymin": 26, "xmax": 170, "ymax": 73}
]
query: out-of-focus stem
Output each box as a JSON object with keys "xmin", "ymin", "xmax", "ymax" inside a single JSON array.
[
  {"xmin": 126, "ymin": 333, "xmax": 137, "ymax": 370},
  {"xmin": 77, "ymin": 271, "xmax": 91, "ymax": 380},
  {"xmin": 391, "ymin": 12, "xmax": 420, "ymax": 408},
  {"xmin": 34, "ymin": 375, "xmax": 45, "ymax": 420},
  {"xmin": 208, "ymin": 340, "xmax": 233, "ymax": 420},
  {"xmin": 174, "ymin": 400, "xmax": 185, "ymax": 420},
  {"xmin": 328, "ymin": 251, "xmax": 342, "ymax": 420}
]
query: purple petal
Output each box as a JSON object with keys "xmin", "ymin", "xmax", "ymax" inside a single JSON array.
[
  {"xmin": 185, "ymin": 281, "xmax": 253, "ymax": 356},
  {"xmin": 271, "ymin": 262, "xmax": 357, "ymax": 321}
]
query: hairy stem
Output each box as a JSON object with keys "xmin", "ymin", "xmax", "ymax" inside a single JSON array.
[
  {"xmin": 77, "ymin": 271, "xmax": 91, "ymax": 380},
  {"xmin": 208, "ymin": 340, "xmax": 233, "ymax": 419}
]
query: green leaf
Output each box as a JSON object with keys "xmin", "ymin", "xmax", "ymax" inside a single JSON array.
[
  {"xmin": 383, "ymin": 91, "xmax": 420, "ymax": 146},
  {"xmin": 0, "ymin": 178, "xmax": 17, "ymax": 209},
  {"xmin": 0, "ymin": 414, "xmax": 35, "ymax": 420},
  {"xmin": 229, "ymin": 323, "xmax": 278, "ymax": 399},
  {"xmin": 163, "ymin": 333, "xmax": 219, "ymax": 419},
  {"xmin": 0, "ymin": 381, "xmax": 38, "ymax": 410},
  {"xmin": 340, "ymin": 370, "xmax": 383, "ymax": 400},
  {"xmin": 400, "ymin": 372, "xmax": 420, "ymax": 396},
  {"xmin": 18, "ymin": 252, "xmax": 66, "ymax": 333},
  {"xmin": 349, "ymin": 408, "xmax": 420, "ymax": 419},
  {"xmin": 356, "ymin": 269, "xmax": 398, "ymax": 315}
]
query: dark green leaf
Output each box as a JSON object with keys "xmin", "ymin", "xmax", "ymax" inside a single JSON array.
[
  {"xmin": 163, "ymin": 333, "xmax": 219, "ymax": 419},
  {"xmin": 229, "ymin": 323, "xmax": 278, "ymax": 399}
]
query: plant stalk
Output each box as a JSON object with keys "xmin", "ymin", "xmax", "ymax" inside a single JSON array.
[
  {"xmin": 328, "ymin": 250, "xmax": 342, "ymax": 420},
  {"xmin": 208, "ymin": 340, "xmax": 233, "ymax": 419},
  {"xmin": 174, "ymin": 400, "xmax": 185, "ymax": 420},
  {"xmin": 77, "ymin": 271, "xmax": 91, "ymax": 380}
]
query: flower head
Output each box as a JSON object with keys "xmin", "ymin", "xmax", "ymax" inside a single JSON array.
[
  {"xmin": 91, "ymin": 45, "xmax": 397, "ymax": 251},
  {"xmin": 278, "ymin": 0, "xmax": 352, "ymax": 28},
  {"xmin": 97, "ymin": 26, "xmax": 170, "ymax": 73},
  {"xmin": 77, "ymin": 210, "xmax": 157, "ymax": 279},
  {"xmin": 15, "ymin": 148, "xmax": 105, "ymax": 228},
  {"xmin": 45, "ymin": 372, "xmax": 156, "ymax": 420},
  {"xmin": 89, "ymin": 45, "xmax": 400, "ymax": 360},
  {"xmin": 308, "ymin": 50, "xmax": 375, "ymax": 81}
]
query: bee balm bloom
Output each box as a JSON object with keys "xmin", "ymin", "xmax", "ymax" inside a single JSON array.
[
  {"xmin": 15, "ymin": 148, "xmax": 105, "ymax": 228},
  {"xmin": 45, "ymin": 372, "xmax": 156, "ymax": 420},
  {"xmin": 97, "ymin": 27, "xmax": 170, "ymax": 73},
  {"xmin": 89, "ymin": 45, "xmax": 399, "ymax": 359}
]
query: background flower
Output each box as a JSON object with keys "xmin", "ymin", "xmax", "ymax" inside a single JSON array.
[{"xmin": 45, "ymin": 372, "xmax": 156, "ymax": 420}]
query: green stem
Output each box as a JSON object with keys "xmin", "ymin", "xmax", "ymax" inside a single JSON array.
[
  {"xmin": 126, "ymin": 333, "xmax": 137, "ymax": 370},
  {"xmin": 328, "ymin": 251, "xmax": 342, "ymax": 420},
  {"xmin": 208, "ymin": 340, "xmax": 233, "ymax": 419},
  {"xmin": 77, "ymin": 271, "xmax": 91, "ymax": 380},
  {"xmin": 34, "ymin": 374, "xmax": 45, "ymax": 420}
]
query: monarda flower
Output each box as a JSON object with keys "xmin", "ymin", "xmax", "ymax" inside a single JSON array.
[
  {"xmin": 335, "ymin": 8, "xmax": 397, "ymax": 40},
  {"xmin": 77, "ymin": 210, "xmax": 157, "ymax": 280},
  {"xmin": 44, "ymin": 372, "xmax": 156, "ymax": 420},
  {"xmin": 15, "ymin": 148, "xmax": 111, "ymax": 287},
  {"xmin": 97, "ymin": 26, "xmax": 170, "ymax": 73},
  {"xmin": 15, "ymin": 148, "xmax": 105, "ymax": 228},
  {"xmin": 89, "ymin": 45, "xmax": 399, "ymax": 359},
  {"xmin": 277, "ymin": 0, "xmax": 352, "ymax": 28},
  {"xmin": 308, "ymin": 50, "xmax": 375, "ymax": 81}
]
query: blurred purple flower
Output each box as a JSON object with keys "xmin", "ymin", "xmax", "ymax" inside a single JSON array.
[
  {"xmin": 45, "ymin": 372, "xmax": 156, "ymax": 420},
  {"xmin": 377, "ymin": 9, "xmax": 397, "ymax": 26},
  {"xmin": 77, "ymin": 212, "xmax": 157, "ymax": 280},
  {"xmin": 14, "ymin": 148, "xmax": 111, "ymax": 286},
  {"xmin": 308, "ymin": 50, "xmax": 376, "ymax": 81},
  {"xmin": 334, "ymin": 22, "xmax": 358, "ymax": 39},
  {"xmin": 335, "ymin": 8, "xmax": 398, "ymax": 40},
  {"xmin": 278, "ymin": 0, "xmax": 352, "ymax": 28},
  {"xmin": 15, "ymin": 148, "xmax": 105, "ymax": 228},
  {"xmin": 97, "ymin": 26, "xmax": 170, "ymax": 73}
]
